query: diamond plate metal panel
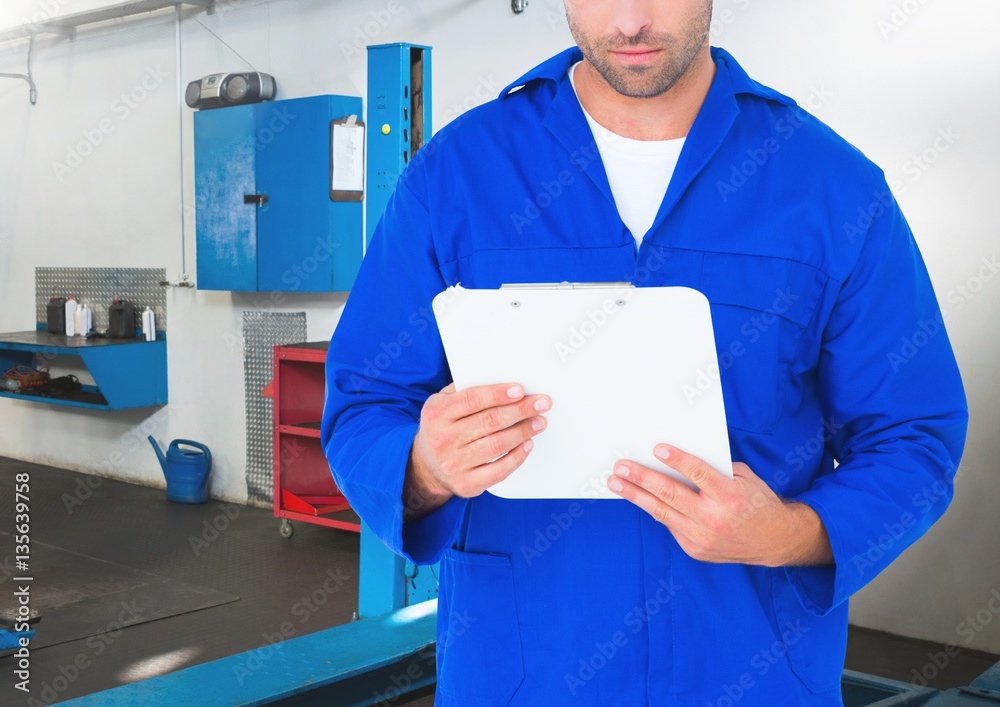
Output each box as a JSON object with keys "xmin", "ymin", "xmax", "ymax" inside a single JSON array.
[
  {"xmin": 243, "ymin": 312, "xmax": 307, "ymax": 506},
  {"xmin": 35, "ymin": 267, "xmax": 167, "ymax": 333}
]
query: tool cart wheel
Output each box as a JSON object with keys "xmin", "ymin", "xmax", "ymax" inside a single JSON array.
[{"xmin": 279, "ymin": 519, "xmax": 294, "ymax": 538}]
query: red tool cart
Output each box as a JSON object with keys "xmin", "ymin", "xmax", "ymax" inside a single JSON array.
[{"xmin": 265, "ymin": 341, "xmax": 360, "ymax": 538}]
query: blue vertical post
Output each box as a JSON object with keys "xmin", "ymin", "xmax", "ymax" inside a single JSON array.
[
  {"xmin": 365, "ymin": 43, "xmax": 433, "ymax": 248},
  {"xmin": 359, "ymin": 42, "xmax": 434, "ymax": 619},
  {"xmin": 358, "ymin": 524, "xmax": 406, "ymax": 618}
]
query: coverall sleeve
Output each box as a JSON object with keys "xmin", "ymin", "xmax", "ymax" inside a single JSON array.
[
  {"xmin": 320, "ymin": 171, "xmax": 468, "ymax": 565},
  {"xmin": 786, "ymin": 188, "xmax": 968, "ymax": 615}
]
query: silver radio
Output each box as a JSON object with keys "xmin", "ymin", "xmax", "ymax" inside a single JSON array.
[{"xmin": 185, "ymin": 72, "xmax": 276, "ymax": 110}]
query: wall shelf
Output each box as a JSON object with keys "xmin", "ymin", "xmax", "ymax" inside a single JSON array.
[
  {"xmin": 0, "ymin": 0, "xmax": 214, "ymax": 43},
  {"xmin": 0, "ymin": 331, "xmax": 167, "ymax": 411}
]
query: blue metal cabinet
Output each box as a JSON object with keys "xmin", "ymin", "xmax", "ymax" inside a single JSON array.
[{"xmin": 194, "ymin": 95, "xmax": 364, "ymax": 292}]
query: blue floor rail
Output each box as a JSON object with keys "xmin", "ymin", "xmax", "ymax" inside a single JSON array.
[
  {"xmin": 60, "ymin": 600, "xmax": 437, "ymax": 707},
  {"xmin": 58, "ymin": 596, "xmax": 1000, "ymax": 706}
]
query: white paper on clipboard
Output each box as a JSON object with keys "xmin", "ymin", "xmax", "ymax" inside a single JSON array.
[
  {"xmin": 331, "ymin": 118, "xmax": 365, "ymax": 192},
  {"xmin": 431, "ymin": 283, "xmax": 733, "ymax": 500}
]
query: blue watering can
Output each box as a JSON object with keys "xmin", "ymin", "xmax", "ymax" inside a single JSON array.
[{"xmin": 148, "ymin": 436, "xmax": 213, "ymax": 504}]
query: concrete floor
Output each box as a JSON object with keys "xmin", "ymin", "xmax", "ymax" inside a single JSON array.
[{"xmin": 0, "ymin": 457, "xmax": 995, "ymax": 706}]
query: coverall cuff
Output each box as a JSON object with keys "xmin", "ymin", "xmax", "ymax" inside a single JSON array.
[
  {"xmin": 402, "ymin": 494, "xmax": 468, "ymax": 565},
  {"xmin": 783, "ymin": 493, "xmax": 847, "ymax": 616}
]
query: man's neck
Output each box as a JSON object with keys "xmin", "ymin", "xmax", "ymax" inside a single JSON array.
[{"xmin": 572, "ymin": 46, "xmax": 716, "ymax": 141}]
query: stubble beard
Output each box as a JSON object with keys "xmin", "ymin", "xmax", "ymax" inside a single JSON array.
[{"xmin": 567, "ymin": 3, "xmax": 712, "ymax": 98}]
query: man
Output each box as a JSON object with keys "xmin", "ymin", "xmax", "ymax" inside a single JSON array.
[{"xmin": 320, "ymin": 1, "xmax": 968, "ymax": 704}]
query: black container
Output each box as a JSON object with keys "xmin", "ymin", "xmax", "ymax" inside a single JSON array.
[
  {"xmin": 46, "ymin": 297, "xmax": 67, "ymax": 334},
  {"xmin": 108, "ymin": 299, "xmax": 136, "ymax": 339}
]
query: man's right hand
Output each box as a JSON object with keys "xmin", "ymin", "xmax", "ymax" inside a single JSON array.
[{"xmin": 402, "ymin": 382, "xmax": 551, "ymax": 521}]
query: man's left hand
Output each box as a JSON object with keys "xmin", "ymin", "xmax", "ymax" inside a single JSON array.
[{"xmin": 609, "ymin": 444, "xmax": 834, "ymax": 567}]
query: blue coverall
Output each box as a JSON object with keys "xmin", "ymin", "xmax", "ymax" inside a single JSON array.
[{"xmin": 320, "ymin": 47, "xmax": 968, "ymax": 706}]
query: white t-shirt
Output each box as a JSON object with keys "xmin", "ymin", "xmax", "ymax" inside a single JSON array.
[{"xmin": 569, "ymin": 62, "xmax": 685, "ymax": 247}]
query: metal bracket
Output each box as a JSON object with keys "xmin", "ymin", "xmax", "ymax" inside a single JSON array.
[
  {"xmin": 0, "ymin": 72, "xmax": 36, "ymax": 104},
  {"xmin": 243, "ymin": 194, "xmax": 268, "ymax": 207},
  {"xmin": 185, "ymin": 0, "xmax": 216, "ymax": 15}
]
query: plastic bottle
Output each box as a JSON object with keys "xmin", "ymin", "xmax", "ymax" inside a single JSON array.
[
  {"xmin": 64, "ymin": 297, "xmax": 78, "ymax": 336},
  {"xmin": 142, "ymin": 306, "xmax": 156, "ymax": 342},
  {"xmin": 79, "ymin": 304, "xmax": 93, "ymax": 335}
]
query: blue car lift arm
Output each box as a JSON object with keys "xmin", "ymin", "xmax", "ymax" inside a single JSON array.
[{"xmin": 60, "ymin": 600, "xmax": 436, "ymax": 707}]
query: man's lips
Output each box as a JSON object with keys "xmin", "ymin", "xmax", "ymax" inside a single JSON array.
[{"xmin": 610, "ymin": 48, "xmax": 662, "ymax": 65}]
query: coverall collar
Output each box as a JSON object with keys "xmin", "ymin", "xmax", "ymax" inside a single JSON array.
[{"xmin": 498, "ymin": 47, "xmax": 797, "ymax": 244}]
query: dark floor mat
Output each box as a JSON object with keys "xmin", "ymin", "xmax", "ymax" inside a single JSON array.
[{"xmin": 0, "ymin": 532, "xmax": 238, "ymax": 650}]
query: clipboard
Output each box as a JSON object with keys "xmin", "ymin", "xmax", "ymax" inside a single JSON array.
[
  {"xmin": 330, "ymin": 116, "xmax": 365, "ymax": 202},
  {"xmin": 431, "ymin": 283, "xmax": 733, "ymax": 500}
]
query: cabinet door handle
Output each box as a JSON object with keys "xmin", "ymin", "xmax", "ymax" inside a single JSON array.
[{"xmin": 244, "ymin": 194, "xmax": 268, "ymax": 207}]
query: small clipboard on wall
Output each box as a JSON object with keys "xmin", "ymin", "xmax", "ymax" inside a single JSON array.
[
  {"xmin": 431, "ymin": 283, "xmax": 733, "ymax": 500},
  {"xmin": 330, "ymin": 116, "xmax": 365, "ymax": 202}
]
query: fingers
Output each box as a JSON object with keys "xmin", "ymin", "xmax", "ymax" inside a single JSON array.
[
  {"xmin": 417, "ymin": 382, "xmax": 550, "ymax": 499},
  {"xmin": 464, "ymin": 416, "xmax": 546, "ymax": 468},
  {"xmin": 653, "ymin": 444, "xmax": 729, "ymax": 498},
  {"xmin": 453, "ymin": 393, "xmax": 551, "ymax": 446},
  {"xmin": 608, "ymin": 473, "xmax": 698, "ymax": 539},
  {"xmin": 442, "ymin": 382, "xmax": 529, "ymax": 421},
  {"xmin": 461, "ymin": 438, "xmax": 535, "ymax": 495},
  {"xmin": 611, "ymin": 461, "xmax": 700, "ymax": 519}
]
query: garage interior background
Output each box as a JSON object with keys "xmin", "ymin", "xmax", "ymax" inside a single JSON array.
[{"xmin": 0, "ymin": 0, "xmax": 997, "ymax": 657}]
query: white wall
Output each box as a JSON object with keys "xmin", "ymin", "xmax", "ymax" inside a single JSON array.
[{"xmin": 0, "ymin": 0, "xmax": 997, "ymax": 653}]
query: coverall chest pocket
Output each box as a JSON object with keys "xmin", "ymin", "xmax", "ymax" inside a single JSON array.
[
  {"xmin": 437, "ymin": 548, "xmax": 525, "ymax": 705},
  {"xmin": 698, "ymin": 252, "xmax": 825, "ymax": 435},
  {"xmin": 439, "ymin": 243, "xmax": 638, "ymax": 290}
]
